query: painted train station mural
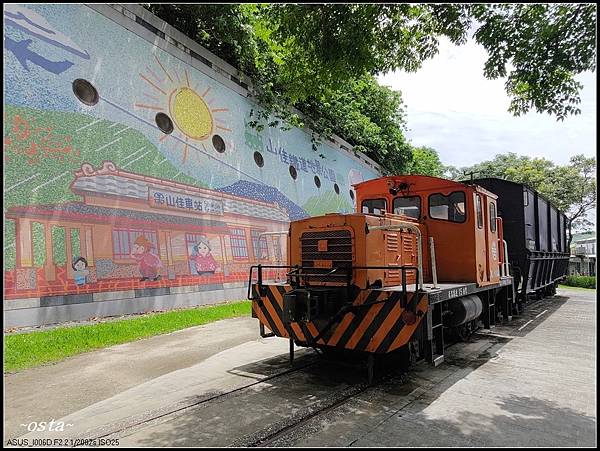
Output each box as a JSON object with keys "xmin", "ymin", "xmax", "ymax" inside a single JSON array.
[{"xmin": 3, "ymin": 4, "xmax": 379, "ymax": 301}]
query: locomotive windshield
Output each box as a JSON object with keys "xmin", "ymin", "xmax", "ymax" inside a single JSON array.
[
  {"xmin": 393, "ymin": 196, "xmax": 421, "ymax": 219},
  {"xmin": 362, "ymin": 198, "xmax": 387, "ymax": 215},
  {"xmin": 429, "ymin": 191, "xmax": 466, "ymax": 223}
]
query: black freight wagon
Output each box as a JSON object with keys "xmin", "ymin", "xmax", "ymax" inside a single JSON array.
[{"xmin": 470, "ymin": 178, "xmax": 570, "ymax": 309}]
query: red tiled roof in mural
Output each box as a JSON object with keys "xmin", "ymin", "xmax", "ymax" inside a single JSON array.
[{"xmin": 69, "ymin": 161, "xmax": 290, "ymax": 222}]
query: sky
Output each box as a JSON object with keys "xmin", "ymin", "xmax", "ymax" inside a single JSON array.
[{"xmin": 377, "ymin": 36, "xmax": 597, "ymax": 169}]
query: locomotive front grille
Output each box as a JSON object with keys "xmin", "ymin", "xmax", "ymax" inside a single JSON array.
[{"xmin": 300, "ymin": 230, "xmax": 353, "ymax": 281}]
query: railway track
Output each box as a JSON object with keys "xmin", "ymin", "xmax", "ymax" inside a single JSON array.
[
  {"xmin": 233, "ymin": 314, "xmax": 552, "ymax": 449},
  {"xmin": 72, "ymin": 353, "xmax": 321, "ymax": 444},
  {"xmin": 229, "ymin": 383, "xmax": 370, "ymax": 447},
  {"xmin": 80, "ymin": 349, "xmax": 436, "ymax": 448},
  {"xmin": 228, "ymin": 370, "xmax": 412, "ymax": 448},
  {"xmin": 73, "ymin": 351, "xmax": 410, "ymax": 446},
  {"xmin": 71, "ymin": 304, "xmax": 551, "ymax": 447}
]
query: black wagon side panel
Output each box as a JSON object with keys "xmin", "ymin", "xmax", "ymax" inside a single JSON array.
[
  {"xmin": 470, "ymin": 178, "xmax": 569, "ymax": 303},
  {"xmin": 550, "ymin": 206, "xmax": 559, "ymax": 252},
  {"xmin": 524, "ymin": 188, "xmax": 536, "ymax": 251},
  {"xmin": 560, "ymin": 215, "xmax": 568, "ymax": 253},
  {"xmin": 536, "ymin": 196, "xmax": 549, "ymax": 251}
]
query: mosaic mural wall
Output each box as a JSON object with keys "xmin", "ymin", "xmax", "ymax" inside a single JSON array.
[{"xmin": 3, "ymin": 4, "xmax": 380, "ymax": 302}]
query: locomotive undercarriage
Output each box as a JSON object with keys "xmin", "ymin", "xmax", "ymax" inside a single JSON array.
[{"xmin": 249, "ymin": 264, "xmax": 516, "ymax": 384}]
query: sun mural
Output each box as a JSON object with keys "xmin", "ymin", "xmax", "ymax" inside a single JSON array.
[{"xmin": 135, "ymin": 55, "xmax": 232, "ymax": 163}]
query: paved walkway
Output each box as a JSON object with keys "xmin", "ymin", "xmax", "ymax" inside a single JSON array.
[
  {"xmin": 5, "ymin": 288, "xmax": 596, "ymax": 447},
  {"xmin": 4, "ymin": 317, "xmax": 259, "ymax": 440},
  {"xmin": 295, "ymin": 287, "xmax": 597, "ymax": 447}
]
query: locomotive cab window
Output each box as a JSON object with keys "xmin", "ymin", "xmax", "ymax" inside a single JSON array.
[
  {"xmin": 429, "ymin": 191, "xmax": 466, "ymax": 223},
  {"xmin": 476, "ymin": 195, "xmax": 483, "ymax": 229},
  {"xmin": 489, "ymin": 201, "xmax": 497, "ymax": 232},
  {"xmin": 362, "ymin": 198, "xmax": 387, "ymax": 215},
  {"xmin": 393, "ymin": 196, "xmax": 420, "ymax": 219}
]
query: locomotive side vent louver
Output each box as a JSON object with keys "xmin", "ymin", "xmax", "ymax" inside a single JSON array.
[{"xmin": 387, "ymin": 233, "xmax": 399, "ymax": 252}]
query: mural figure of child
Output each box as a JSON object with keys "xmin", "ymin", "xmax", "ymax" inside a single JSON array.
[
  {"xmin": 189, "ymin": 235, "xmax": 218, "ymax": 276},
  {"xmin": 131, "ymin": 235, "xmax": 162, "ymax": 281},
  {"xmin": 72, "ymin": 256, "xmax": 89, "ymax": 286}
]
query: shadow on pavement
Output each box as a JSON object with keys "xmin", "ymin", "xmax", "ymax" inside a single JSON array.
[{"xmin": 119, "ymin": 294, "xmax": 595, "ymax": 447}]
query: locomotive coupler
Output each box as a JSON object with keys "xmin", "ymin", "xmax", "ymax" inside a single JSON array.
[{"xmin": 282, "ymin": 287, "xmax": 347, "ymax": 324}]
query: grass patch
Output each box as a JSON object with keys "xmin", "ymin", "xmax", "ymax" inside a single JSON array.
[
  {"xmin": 4, "ymin": 300, "xmax": 251, "ymax": 373},
  {"xmin": 558, "ymin": 284, "xmax": 596, "ymax": 291},
  {"xmin": 562, "ymin": 275, "xmax": 596, "ymax": 289}
]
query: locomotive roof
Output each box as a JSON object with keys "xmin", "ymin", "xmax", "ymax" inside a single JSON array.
[{"xmin": 354, "ymin": 174, "xmax": 497, "ymax": 198}]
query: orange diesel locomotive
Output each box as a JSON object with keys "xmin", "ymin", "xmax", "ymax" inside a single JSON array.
[{"xmin": 248, "ymin": 175, "xmax": 515, "ymax": 378}]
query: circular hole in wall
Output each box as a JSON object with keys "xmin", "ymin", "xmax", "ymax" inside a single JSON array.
[
  {"xmin": 212, "ymin": 134, "xmax": 226, "ymax": 153},
  {"xmin": 289, "ymin": 165, "xmax": 298, "ymax": 180},
  {"xmin": 254, "ymin": 151, "xmax": 264, "ymax": 168},
  {"xmin": 314, "ymin": 175, "xmax": 321, "ymax": 188},
  {"xmin": 72, "ymin": 79, "xmax": 99, "ymax": 106},
  {"xmin": 334, "ymin": 183, "xmax": 340, "ymax": 195},
  {"xmin": 155, "ymin": 113, "xmax": 174, "ymax": 134}
]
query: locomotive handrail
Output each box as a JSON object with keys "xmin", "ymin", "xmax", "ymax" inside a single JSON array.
[
  {"xmin": 351, "ymin": 265, "xmax": 419, "ymax": 271},
  {"xmin": 247, "ymin": 264, "xmax": 294, "ymax": 298},
  {"xmin": 352, "ymin": 266, "xmax": 420, "ymax": 307},
  {"xmin": 290, "ymin": 267, "xmax": 422, "ymax": 347},
  {"xmin": 502, "ymin": 239, "xmax": 510, "ymax": 277},
  {"xmin": 247, "ymin": 264, "xmax": 422, "ymax": 300},
  {"xmin": 429, "ymin": 237, "xmax": 439, "ymax": 288}
]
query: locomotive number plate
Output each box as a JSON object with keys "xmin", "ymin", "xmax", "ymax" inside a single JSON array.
[
  {"xmin": 447, "ymin": 286, "xmax": 468, "ymax": 299},
  {"xmin": 314, "ymin": 259, "xmax": 333, "ymax": 268}
]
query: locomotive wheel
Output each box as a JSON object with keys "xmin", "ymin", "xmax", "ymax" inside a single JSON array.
[
  {"xmin": 392, "ymin": 345, "xmax": 412, "ymax": 372},
  {"xmin": 458, "ymin": 326, "xmax": 470, "ymax": 342}
]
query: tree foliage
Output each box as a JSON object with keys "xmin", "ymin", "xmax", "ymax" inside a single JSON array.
[
  {"xmin": 144, "ymin": 3, "xmax": 596, "ymax": 173},
  {"xmin": 451, "ymin": 153, "xmax": 597, "ymax": 246},
  {"xmin": 405, "ymin": 146, "xmax": 446, "ymax": 177},
  {"xmin": 471, "ymin": 4, "xmax": 597, "ymax": 120},
  {"xmin": 297, "ymin": 75, "xmax": 412, "ymax": 174}
]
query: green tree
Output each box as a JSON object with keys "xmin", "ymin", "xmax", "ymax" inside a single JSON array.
[
  {"xmin": 471, "ymin": 4, "xmax": 597, "ymax": 120},
  {"xmin": 144, "ymin": 3, "xmax": 596, "ymax": 172},
  {"xmin": 455, "ymin": 153, "xmax": 596, "ymax": 247},
  {"xmin": 406, "ymin": 146, "xmax": 445, "ymax": 177},
  {"xmin": 146, "ymin": 4, "xmax": 596, "ymax": 119},
  {"xmin": 297, "ymin": 75, "xmax": 412, "ymax": 174},
  {"xmin": 548, "ymin": 155, "xmax": 597, "ymax": 247}
]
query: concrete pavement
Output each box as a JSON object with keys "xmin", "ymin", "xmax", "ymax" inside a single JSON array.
[
  {"xmin": 4, "ymin": 316, "xmax": 260, "ymax": 440},
  {"xmin": 4, "ymin": 287, "xmax": 597, "ymax": 447},
  {"xmin": 288, "ymin": 287, "xmax": 597, "ymax": 447}
]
